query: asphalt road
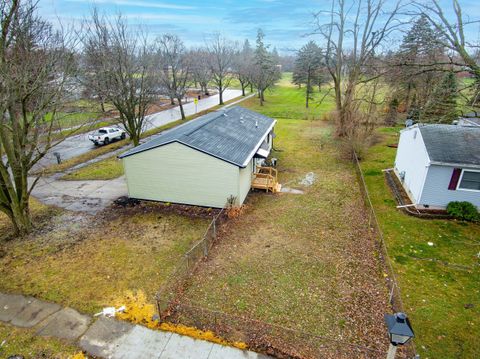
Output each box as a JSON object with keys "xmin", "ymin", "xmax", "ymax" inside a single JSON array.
[{"xmin": 35, "ymin": 89, "xmax": 242, "ymax": 170}]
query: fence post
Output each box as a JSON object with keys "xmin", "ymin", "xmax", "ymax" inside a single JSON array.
[
  {"xmin": 203, "ymin": 234, "xmax": 208, "ymax": 257},
  {"xmin": 213, "ymin": 218, "xmax": 216, "ymax": 240}
]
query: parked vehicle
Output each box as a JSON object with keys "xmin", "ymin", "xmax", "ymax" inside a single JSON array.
[{"xmin": 88, "ymin": 127, "xmax": 126, "ymax": 146}]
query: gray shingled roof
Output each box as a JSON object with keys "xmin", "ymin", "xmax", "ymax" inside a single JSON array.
[
  {"xmin": 119, "ymin": 106, "xmax": 276, "ymax": 167},
  {"xmin": 418, "ymin": 124, "xmax": 480, "ymax": 167}
]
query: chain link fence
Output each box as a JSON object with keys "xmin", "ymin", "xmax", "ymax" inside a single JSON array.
[
  {"xmin": 352, "ymin": 151, "xmax": 417, "ymax": 357},
  {"xmin": 157, "ymin": 298, "xmax": 387, "ymax": 359},
  {"xmin": 155, "ymin": 208, "xmax": 225, "ymax": 312}
]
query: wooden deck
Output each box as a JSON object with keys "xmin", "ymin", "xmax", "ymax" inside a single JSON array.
[{"xmin": 251, "ymin": 166, "xmax": 281, "ymax": 193}]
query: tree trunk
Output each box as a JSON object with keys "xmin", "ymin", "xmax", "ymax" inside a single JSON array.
[
  {"xmin": 250, "ymin": 83, "xmax": 253, "ymax": 92},
  {"xmin": 306, "ymin": 73, "xmax": 311, "ymax": 108},
  {"xmin": 405, "ymin": 82, "xmax": 412, "ymax": 113},
  {"xmin": 259, "ymin": 90, "xmax": 264, "ymax": 106},
  {"xmin": 178, "ymin": 97, "xmax": 186, "ymax": 120},
  {"xmin": 10, "ymin": 202, "xmax": 32, "ymax": 236},
  {"xmin": 170, "ymin": 96, "xmax": 175, "ymax": 105},
  {"xmin": 241, "ymin": 85, "xmax": 246, "ymax": 96}
]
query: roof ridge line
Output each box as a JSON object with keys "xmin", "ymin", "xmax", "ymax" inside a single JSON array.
[{"xmin": 183, "ymin": 108, "xmax": 231, "ymax": 137}]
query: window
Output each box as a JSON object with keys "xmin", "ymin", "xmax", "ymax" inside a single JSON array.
[
  {"xmin": 458, "ymin": 170, "xmax": 480, "ymax": 191},
  {"xmin": 109, "ymin": 129, "xmax": 116, "ymax": 133}
]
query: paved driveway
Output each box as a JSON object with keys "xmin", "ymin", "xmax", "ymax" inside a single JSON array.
[{"xmin": 31, "ymin": 176, "xmax": 128, "ymax": 213}]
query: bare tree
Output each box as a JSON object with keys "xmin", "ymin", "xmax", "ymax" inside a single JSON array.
[
  {"xmin": 189, "ymin": 48, "xmax": 212, "ymax": 96},
  {"xmin": 315, "ymin": 0, "xmax": 402, "ymax": 138},
  {"xmin": 206, "ymin": 34, "xmax": 236, "ymax": 105},
  {"xmin": 157, "ymin": 34, "xmax": 190, "ymax": 120},
  {"xmin": 413, "ymin": 0, "xmax": 480, "ymax": 104},
  {"xmin": 82, "ymin": 11, "xmax": 158, "ymax": 146},
  {"xmin": 0, "ymin": 0, "xmax": 76, "ymax": 235},
  {"xmin": 233, "ymin": 39, "xmax": 254, "ymax": 96}
]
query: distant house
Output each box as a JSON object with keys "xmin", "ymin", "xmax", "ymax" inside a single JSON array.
[
  {"xmin": 119, "ymin": 106, "xmax": 276, "ymax": 208},
  {"xmin": 394, "ymin": 124, "xmax": 480, "ymax": 209}
]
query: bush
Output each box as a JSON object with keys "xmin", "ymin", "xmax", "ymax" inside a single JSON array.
[{"xmin": 446, "ymin": 201, "xmax": 479, "ymax": 222}]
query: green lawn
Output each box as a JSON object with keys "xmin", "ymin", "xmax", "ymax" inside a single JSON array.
[
  {"xmin": 62, "ymin": 155, "xmax": 123, "ymax": 181},
  {"xmin": 47, "ymin": 111, "xmax": 102, "ymax": 129},
  {"xmin": 361, "ymin": 127, "xmax": 480, "ymax": 359},
  {"xmin": 178, "ymin": 78, "xmax": 391, "ymax": 356}
]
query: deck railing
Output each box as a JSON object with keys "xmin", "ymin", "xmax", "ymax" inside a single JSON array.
[{"xmin": 252, "ymin": 166, "xmax": 278, "ymax": 192}]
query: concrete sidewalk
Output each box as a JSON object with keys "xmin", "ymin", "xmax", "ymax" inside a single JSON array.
[{"xmin": 0, "ymin": 292, "xmax": 270, "ymax": 359}]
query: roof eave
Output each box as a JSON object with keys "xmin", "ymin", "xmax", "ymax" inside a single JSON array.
[
  {"xmin": 429, "ymin": 161, "xmax": 480, "ymax": 169},
  {"xmin": 240, "ymin": 119, "xmax": 277, "ymax": 167}
]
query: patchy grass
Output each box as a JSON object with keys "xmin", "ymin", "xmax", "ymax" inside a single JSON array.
[
  {"xmin": 0, "ymin": 322, "xmax": 78, "ymax": 358},
  {"xmin": 62, "ymin": 156, "xmax": 123, "ymax": 181},
  {"xmin": 361, "ymin": 127, "xmax": 480, "ymax": 359},
  {"xmin": 0, "ymin": 199, "xmax": 62, "ymax": 242},
  {"xmin": 0, "ymin": 204, "xmax": 211, "ymax": 314},
  {"xmin": 180, "ymin": 80, "xmax": 390, "ymax": 355},
  {"xmin": 47, "ymin": 111, "xmax": 102, "ymax": 129}
]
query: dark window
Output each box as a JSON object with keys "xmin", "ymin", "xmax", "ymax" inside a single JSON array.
[
  {"xmin": 98, "ymin": 129, "xmax": 107, "ymax": 134},
  {"xmin": 459, "ymin": 170, "xmax": 480, "ymax": 191}
]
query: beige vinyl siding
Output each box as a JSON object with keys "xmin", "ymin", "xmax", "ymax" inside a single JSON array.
[
  {"xmin": 238, "ymin": 159, "xmax": 253, "ymax": 205},
  {"xmin": 123, "ymin": 142, "xmax": 239, "ymax": 208}
]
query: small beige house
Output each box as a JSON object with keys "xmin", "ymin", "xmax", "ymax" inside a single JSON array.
[{"xmin": 119, "ymin": 106, "xmax": 276, "ymax": 208}]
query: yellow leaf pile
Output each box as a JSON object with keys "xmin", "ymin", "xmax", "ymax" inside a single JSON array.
[
  {"xmin": 114, "ymin": 290, "xmax": 248, "ymax": 351},
  {"xmin": 70, "ymin": 353, "xmax": 87, "ymax": 359}
]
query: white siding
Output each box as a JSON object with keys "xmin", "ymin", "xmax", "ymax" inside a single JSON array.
[
  {"xmin": 123, "ymin": 142, "xmax": 240, "ymax": 208},
  {"xmin": 394, "ymin": 126, "xmax": 430, "ymax": 203},
  {"xmin": 420, "ymin": 166, "xmax": 480, "ymax": 209},
  {"xmin": 238, "ymin": 159, "xmax": 253, "ymax": 205}
]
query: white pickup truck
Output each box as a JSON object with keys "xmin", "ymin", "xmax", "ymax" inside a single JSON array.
[{"xmin": 88, "ymin": 127, "xmax": 126, "ymax": 146}]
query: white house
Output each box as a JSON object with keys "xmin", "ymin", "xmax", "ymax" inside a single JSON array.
[
  {"xmin": 394, "ymin": 124, "xmax": 480, "ymax": 209},
  {"xmin": 119, "ymin": 106, "xmax": 276, "ymax": 208}
]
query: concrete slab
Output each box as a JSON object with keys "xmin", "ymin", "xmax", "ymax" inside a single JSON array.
[
  {"xmin": 10, "ymin": 298, "xmax": 61, "ymax": 328},
  {"xmin": 79, "ymin": 316, "xmax": 134, "ymax": 358},
  {"xmin": 36, "ymin": 307, "xmax": 91, "ymax": 340},
  {"xmin": 111, "ymin": 325, "xmax": 172, "ymax": 359},
  {"xmin": 208, "ymin": 345, "xmax": 270, "ymax": 359},
  {"xmin": 0, "ymin": 293, "xmax": 29, "ymax": 323},
  {"xmin": 159, "ymin": 332, "xmax": 214, "ymax": 359}
]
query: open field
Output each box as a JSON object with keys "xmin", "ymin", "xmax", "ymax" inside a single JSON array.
[
  {"xmin": 0, "ymin": 204, "xmax": 211, "ymax": 315},
  {"xmin": 177, "ymin": 78, "xmax": 391, "ymax": 356},
  {"xmin": 361, "ymin": 127, "xmax": 480, "ymax": 359}
]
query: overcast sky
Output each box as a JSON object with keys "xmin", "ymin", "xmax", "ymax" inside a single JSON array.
[{"xmin": 38, "ymin": 0, "xmax": 480, "ymax": 54}]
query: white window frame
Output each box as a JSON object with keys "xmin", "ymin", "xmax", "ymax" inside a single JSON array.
[{"xmin": 456, "ymin": 168, "xmax": 480, "ymax": 192}]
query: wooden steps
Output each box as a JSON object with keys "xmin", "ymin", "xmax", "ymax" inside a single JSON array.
[{"xmin": 251, "ymin": 166, "xmax": 281, "ymax": 193}]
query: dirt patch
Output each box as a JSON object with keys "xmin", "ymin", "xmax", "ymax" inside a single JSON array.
[{"xmin": 108, "ymin": 200, "xmax": 222, "ymax": 220}]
